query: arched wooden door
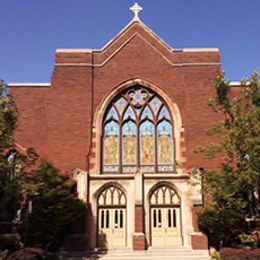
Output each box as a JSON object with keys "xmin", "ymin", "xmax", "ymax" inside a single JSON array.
[
  {"xmin": 150, "ymin": 184, "xmax": 182, "ymax": 247},
  {"xmin": 97, "ymin": 185, "xmax": 126, "ymax": 249}
]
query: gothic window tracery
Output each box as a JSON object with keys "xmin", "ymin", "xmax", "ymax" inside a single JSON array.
[
  {"xmin": 98, "ymin": 186, "xmax": 126, "ymax": 206},
  {"xmin": 150, "ymin": 184, "xmax": 180, "ymax": 206},
  {"xmin": 102, "ymin": 86, "xmax": 174, "ymax": 174}
]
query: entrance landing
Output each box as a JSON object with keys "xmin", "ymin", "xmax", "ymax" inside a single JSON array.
[{"xmin": 59, "ymin": 247, "xmax": 210, "ymax": 260}]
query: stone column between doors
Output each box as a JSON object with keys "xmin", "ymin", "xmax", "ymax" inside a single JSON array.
[{"xmin": 133, "ymin": 169, "xmax": 146, "ymax": 250}]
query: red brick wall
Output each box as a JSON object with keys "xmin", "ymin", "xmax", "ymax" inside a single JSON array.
[
  {"xmin": 10, "ymin": 21, "xmax": 222, "ymax": 174},
  {"xmin": 10, "ymin": 86, "xmax": 49, "ymax": 156},
  {"xmin": 135, "ymin": 205, "xmax": 144, "ymax": 232},
  {"xmin": 133, "ymin": 234, "xmax": 146, "ymax": 251},
  {"xmin": 191, "ymin": 233, "xmax": 208, "ymax": 250},
  {"xmin": 191, "ymin": 206, "xmax": 201, "ymax": 232}
]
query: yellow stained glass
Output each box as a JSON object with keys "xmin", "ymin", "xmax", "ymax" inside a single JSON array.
[
  {"xmin": 104, "ymin": 136, "xmax": 118, "ymax": 165},
  {"xmin": 141, "ymin": 135, "xmax": 154, "ymax": 164},
  {"xmin": 158, "ymin": 135, "xmax": 173, "ymax": 164},
  {"xmin": 123, "ymin": 135, "xmax": 136, "ymax": 164}
]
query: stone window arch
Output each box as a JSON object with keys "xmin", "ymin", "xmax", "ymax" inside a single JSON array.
[
  {"xmin": 102, "ymin": 85, "xmax": 175, "ymax": 174},
  {"xmin": 150, "ymin": 183, "xmax": 180, "ymax": 206},
  {"xmin": 97, "ymin": 185, "xmax": 126, "ymax": 206}
]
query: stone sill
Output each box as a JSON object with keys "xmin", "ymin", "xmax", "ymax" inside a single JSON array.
[{"xmin": 89, "ymin": 173, "xmax": 190, "ymax": 180}]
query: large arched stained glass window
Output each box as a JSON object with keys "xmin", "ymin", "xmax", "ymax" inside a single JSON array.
[{"xmin": 102, "ymin": 86, "xmax": 174, "ymax": 174}]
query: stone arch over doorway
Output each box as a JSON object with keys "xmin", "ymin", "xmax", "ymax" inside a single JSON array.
[
  {"xmin": 96, "ymin": 182, "xmax": 127, "ymax": 249},
  {"xmin": 148, "ymin": 182, "xmax": 183, "ymax": 247}
]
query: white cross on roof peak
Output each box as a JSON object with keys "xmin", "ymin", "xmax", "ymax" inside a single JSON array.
[{"xmin": 130, "ymin": 2, "xmax": 143, "ymax": 20}]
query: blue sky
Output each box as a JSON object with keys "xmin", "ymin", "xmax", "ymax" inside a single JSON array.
[{"xmin": 0, "ymin": 0, "xmax": 259, "ymax": 83}]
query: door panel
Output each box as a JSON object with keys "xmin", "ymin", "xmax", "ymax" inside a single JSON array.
[
  {"xmin": 112, "ymin": 209, "xmax": 125, "ymax": 246},
  {"xmin": 151, "ymin": 207, "xmax": 181, "ymax": 246},
  {"xmin": 98, "ymin": 208, "xmax": 126, "ymax": 248}
]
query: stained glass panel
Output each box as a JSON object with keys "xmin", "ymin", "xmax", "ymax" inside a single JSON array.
[
  {"xmin": 157, "ymin": 121, "xmax": 173, "ymax": 164},
  {"xmin": 103, "ymin": 166, "xmax": 119, "ymax": 173},
  {"xmin": 122, "ymin": 166, "xmax": 136, "ymax": 173},
  {"xmin": 123, "ymin": 106, "xmax": 136, "ymax": 120},
  {"xmin": 104, "ymin": 121, "xmax": 119, "ymax": 165},
  {"xmin": 115, "ymin": 97, "xmax": 127, "ymax": 115},
  {"xmin": 158, "ymin": 105, "xmax": 170, "ymax": 120},
  {"xmin": 129, "ymin": 89, "xmax": 148, "ymax": 107},
  {"xmin": 122, "ymin": 121, "xmax": 136, "ymax": 165},
  {"xmin": 158, "ymin": 165, "xmax": 174, "ymax": 172},
  {"xmin": 105, "ymin": 106, "xmax": 119, "ymax": 121},
  {"xmin": 141, "ymin": 106, "xmax": 153, "ymax": 120},
  {"xmin": 149, "ymin": 97, "xmax": 162, "ymax": 115},
  {"xmin": 141, "ymin": 166, "xmax": 155, "ymax": 172},
  {"xmin": 103, "ymin": 86, "xmax": 175, "ymax": 174},
  {"xmin": 140, "ymin": 121, "xmax": 154, "ymax": 164},
  {"xmin": 132, "ymin": 90, "xmax": 143, "ymax": 103}
]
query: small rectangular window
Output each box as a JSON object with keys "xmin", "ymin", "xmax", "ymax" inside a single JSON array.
[
  {"xmin": 168, "ymin": 209, "xmax": 171, "ymax": 227},
  {"xmin": 120, "ymin": 209, "xmax": 123, "ymax": 228},
  {"xmin": 158, "ymin": 209, "xmax": 162, "ymax": 227},
  {"xmin": 106, "ymin": 210, "xmax": 109, "ymax": 228},
  {"xmin": 173, "ymin": 209, "xmax": 176, "ymax": 227},
  {"xmin": 153, "ymin": 209, "xmax": 157, "ymax": 228},
  {"xmin": 115, "ymin": 210, "xmax": 118, "ymax": 228},
  {"xmin": 101, "ymin": 210, "xmax": 104, "ymax": 228}
]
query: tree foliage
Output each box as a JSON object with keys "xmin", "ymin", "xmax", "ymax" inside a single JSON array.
[
  {"xmin": 0, "ymin": 80, "xmax": 17, "ymax": 151},
  {"xmin": 0, "ymin": 80, "xmax": 21, "ymax": 221},
  {"xmin": 0, "ymin": 80, "xmax": 37, "ymax": 221},
  {"xmin": 195, "ymin": 72, "xmax": 260, "ymax": 248},
  {"xmin": 26, "ymin": 160, "xmax": 85, "ymax": 251},
  {"xmin": 0, "ymin": 80, "xmax": 85, "ymax": 253}
]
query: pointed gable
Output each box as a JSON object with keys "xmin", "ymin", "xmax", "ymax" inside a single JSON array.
[
  {"xmin": 93, "ymin": 19, "xmax": 178, "ymax": 66},
  {"xmin": 55, "ymin": 17, "xmax": 219, "ymax": 66}
]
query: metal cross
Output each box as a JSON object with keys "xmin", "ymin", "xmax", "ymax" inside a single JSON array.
[{"xmin": 130, "ymin": 2, "xmax": 143, "ymax": 20}]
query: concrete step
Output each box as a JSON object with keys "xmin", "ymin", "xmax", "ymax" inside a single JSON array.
[
  {"xmin": 59, "ymin": 248, "xmax": 210, "ymax": 260},
  {"xmin": 98, "ymin": 257, "xmax": 210, "ymax": 260}
]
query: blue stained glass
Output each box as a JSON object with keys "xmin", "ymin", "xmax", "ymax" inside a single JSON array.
[
  {"xmin": 133, "ymin": 91, "xmax": 143, "ymax": 102},
  {"xmin": 150, "ymin": 97, "xmax": 161, "ymax": 110},
  {"xmin": 122, "ymin": 121, "xmax": 137, "ymax": 136},
  {"xmin": 123, "ymin": 106, "xmax": 136, "ymax": 120},
  {"xmin": 158, "ymin": 106, "xmax": 170, "ymax": 120},
  {"xmin": 129, "ymin": 89, "xmax": 148, "ymax": 106},
  {"xmin": 157, "ymin": 120, "xmax": 172, "ymax": 137},
  {"xmin": 105, "ymin": 106, "xmax": 119, "ymax": 120},
  {"xmin": 115, "ymin": 97, "xmax": 127, "ymax": 114},
  {"xmin": 141, "ymin": 106, "xmax": 153, "ymax": 120},
  {"xmin": 140, "ymin": 121, "xmax": 154, "ymax": 136},
  {"xmin": 104, "ymin": 121, "xmax": 119, "ymax": 136}
]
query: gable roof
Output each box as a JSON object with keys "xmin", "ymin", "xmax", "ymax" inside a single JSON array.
[
  {"xmin": 100, "ymin": 17, "xmax": 174, "ymax": 53},
  {"xmin": 57, "ymin": 16, "xmax": 219, "ymax": 56}
]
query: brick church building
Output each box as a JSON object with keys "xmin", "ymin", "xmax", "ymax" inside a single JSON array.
[{"xmin": 9, "ymin": 3, "xmax": 222, "ymax": 255}]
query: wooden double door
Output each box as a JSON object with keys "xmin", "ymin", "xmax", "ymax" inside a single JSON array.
[
  {"xmin": 98, "ymin": 208, "xmax": 126, "ymax": 249},
  {"xmin": 151, "ymin": 207, "xmax": 181, "ymax": 246}
]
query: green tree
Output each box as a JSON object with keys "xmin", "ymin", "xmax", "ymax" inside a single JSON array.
[
  {"xmin": 26, "ymin": 160, "xmax": 85, "ymax": 251},
  {"xmin": 0, "ymin": 80, "xmax": 21, "ymax": 221},
  {"xmin": 0, "ymin": 80, "xmax": 37, "ymax": 221},
  {"xmin": 0, "ymin": 80, "xmax": 85, "ymax": 253},
  {"xmin": 0, "ymin": 80, "xmax": 17, "ymax": 150},
  {"xmin": 195, "ymin": 72, "xmax": 260, "ymax": 248}
]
